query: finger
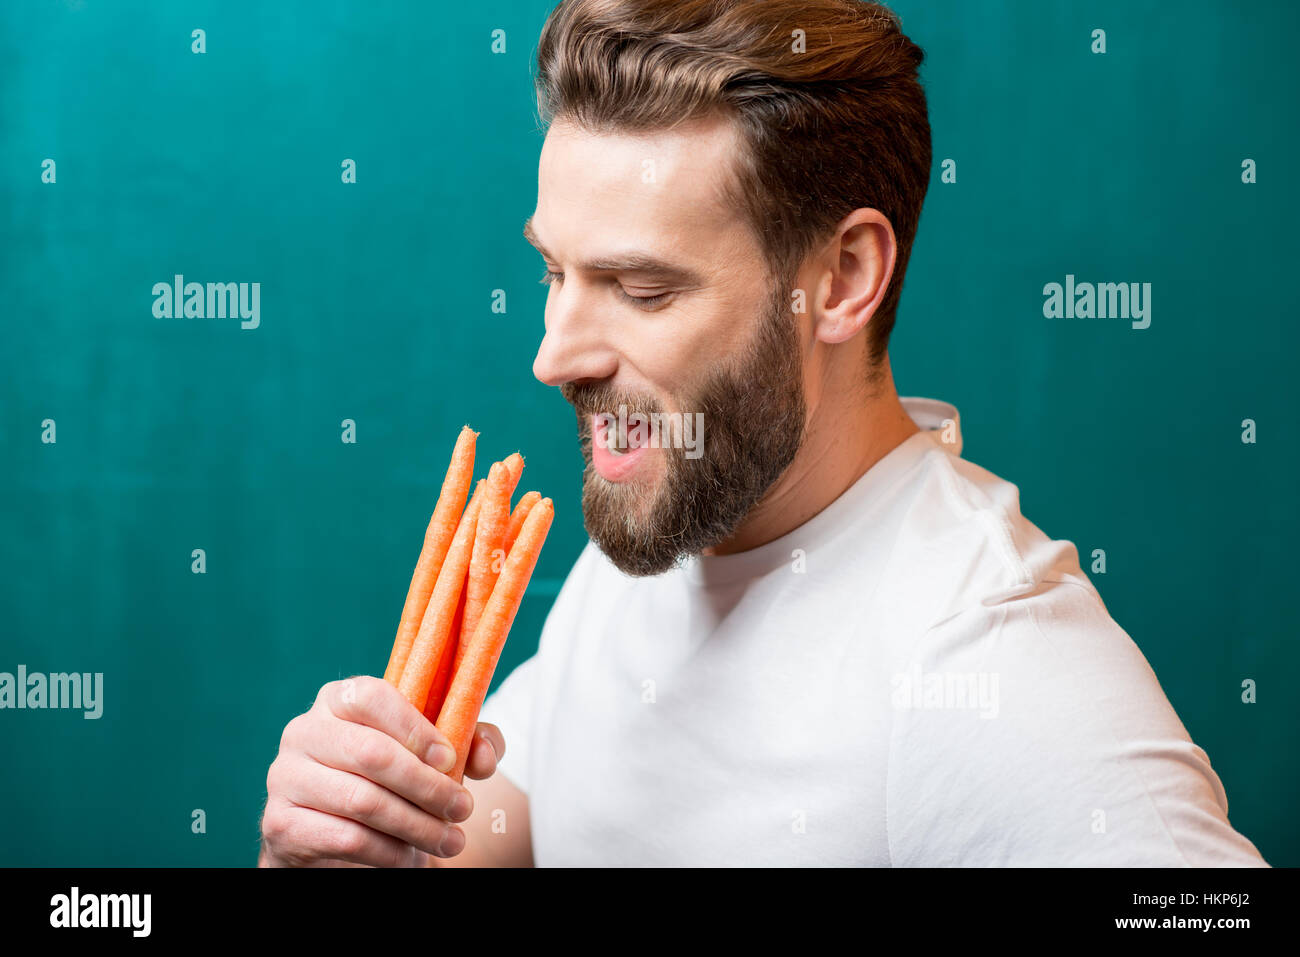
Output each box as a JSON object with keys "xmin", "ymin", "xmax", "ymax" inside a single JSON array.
[
  {"xmin": 302, "ymin": 858, "xmax": 372, "ymax": 868},
  {"xmin": 279, "ymin": 758, "xmax": 465, "ymax": 859},
  {"xmin": 477, "ymin": 723, "xmax": 506, "ymax": 761},
  {"xmin": 319, "ymin": 676, "xmax": 456, "ymax": 772},
  {"xmin": 294, "ymin": 713, "xmax": 473, "ymax": 822},
  {"xmin": 276, "ymin": 802, "xmax": 430, "ymax": 868},
  {"xmin": 464, "ymin": 724, "xmax": 504, "ymax": 781}
]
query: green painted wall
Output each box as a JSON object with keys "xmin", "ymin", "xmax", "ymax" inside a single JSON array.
[{"xmin": 1, "ymin": 0, "xmax": 1294, "ymax": 865}]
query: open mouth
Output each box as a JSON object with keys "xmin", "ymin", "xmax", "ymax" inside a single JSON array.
[
  {"xmin": 605, "ymin": 430, "xmax": 641, "ymax": 455},
  {"xmin": 591, "ymin": 413, "xmax": 652, "ymax": 481},
  {"xmin": 598, "ymin": 415, "xmax": 649, "ymax": 452}
]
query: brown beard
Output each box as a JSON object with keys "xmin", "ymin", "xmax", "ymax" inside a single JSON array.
[{"xmin": 560, "ymin": 279, "xmax": 807, "ymax": 576}]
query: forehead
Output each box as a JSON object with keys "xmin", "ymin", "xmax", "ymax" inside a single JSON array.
[{"xmin": 531, "ymin": 113, "xmax": 753, "ymax": 263}]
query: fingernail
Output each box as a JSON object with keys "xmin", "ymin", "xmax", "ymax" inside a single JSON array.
[
  {"xmin": 429, "ymin": 745, "xmax": 456, "ymax": 772},
  {"xmin": 439, "ymin": 827, "xmax": 465, "ymax": 857},
  {"xmin": 449, "ymin": 789, "xmax": 473, "ymax": 821}
]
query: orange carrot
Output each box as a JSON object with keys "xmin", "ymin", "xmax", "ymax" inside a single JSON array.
[
  {"xmin": 397, "ymin": 482, "xmax": 485, "ymax": 713},
  {"xmin": 384, "ymin": 427, "xmax": 477, "ymax": 685},
  {"xmin": 503, "ymin": 490, "xmax": 541, "ymax": 554},
  {"xmin": 455, "ymin": 463, "xmax": 512, "ymax": 674},
  {"xmin": 437, "ymin": 498, "xmax": 554, "ymax": 782},
  {"xmin": 502, "ymin": 452, "xmax": 524, "ymax": 495},
  {"xmin": 424, "ymin": 585, "xmax": 467, "ymax": 722}
]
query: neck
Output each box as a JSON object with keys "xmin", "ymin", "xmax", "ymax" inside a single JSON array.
[{"xmin": 704, "ymin": 353, "xmax": 919, "ymax": 556}]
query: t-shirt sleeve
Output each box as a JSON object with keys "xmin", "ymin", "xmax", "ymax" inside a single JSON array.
[
  {"xmin": 886, "ymin": 580, "xmax": 1269, "ymax": 866},
  {"xmin": 477, "ymin": 652, "xmax": 540, "ymax": 794},
  {"xmin": 475, "ymin": 541, "xmax": 596, "ymax": 799}
]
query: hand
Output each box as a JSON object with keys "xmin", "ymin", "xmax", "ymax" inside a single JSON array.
[{"xmin": 259, "ymin": 675, "xmax": 505, "ymax": 867}]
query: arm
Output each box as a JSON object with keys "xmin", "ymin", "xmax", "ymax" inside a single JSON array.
[
  {"xmin": 888, "ymin": 583, "xmax": 1269, "ymax": 866},
  {"xmin": 430, "ymin": 763, "xmax": 533, "ymax": 867}
]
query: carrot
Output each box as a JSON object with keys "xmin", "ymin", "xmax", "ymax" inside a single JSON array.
[
  {"xmin": 424, "ymin": 585, "xmax": 467, "ymax": 722},
  {"xmin": 502, "ymin": 451, "xmax": 524, "ymax": 495},
  {"xmin": 454, "ymin": 462, "xmax": 512, "ymax": 674},
  {"xmin": 397, "ymin": 481, "xmax": 485, "ymax": 713},
  {"xmin": 437, "ymin": 498, "xmax": 554, "ymax": 782},
  {"xmin": 503, "ymin": 490, "xmax": 541, "ymax": 554},
  {"xmin": 383, "ymin": 426, "xmax": 477, "ymax": 686}
]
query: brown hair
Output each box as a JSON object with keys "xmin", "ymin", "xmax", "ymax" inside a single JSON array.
[{"xmin": 534, "ymin": 0, "xmax": 931, "ymax": 375}]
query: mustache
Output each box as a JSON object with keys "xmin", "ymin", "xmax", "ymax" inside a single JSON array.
[{"xmin": 559, "ymin": 381, "xmax": 663, "ymax": 421}]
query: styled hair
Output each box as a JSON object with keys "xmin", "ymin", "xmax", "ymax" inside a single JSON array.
[{"xmin": 534, "ymin": 0, "xmax": 931, "ymax": 374}]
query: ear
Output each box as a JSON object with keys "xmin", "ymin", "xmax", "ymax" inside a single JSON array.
[{"xmin": 811, "ymin": 209, "xmax": 897, "ymax": 346}]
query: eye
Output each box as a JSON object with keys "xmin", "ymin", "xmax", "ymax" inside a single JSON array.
[
  {"xmin": 539, "ymin": 270, "xmax": 672, "ymax": 309},
  {"xmin": 617, "ymin": 288, "xmax": 672, "ymax": 309}
]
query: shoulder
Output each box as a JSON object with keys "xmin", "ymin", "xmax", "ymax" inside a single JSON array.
[
  {"xmin": 867, "ymin": 441, "xmax": 1098, "ymax": 650},
  {"xmin": 879, "ymin": 448, "xmax": 1267, "ymax": 866},
  {"xmin": 919, "ymin": 443, "xmax": 1095, "ymax": 611}
]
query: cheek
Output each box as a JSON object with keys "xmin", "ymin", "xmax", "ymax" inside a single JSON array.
[
  {"xmin": 633, "ymin": 295, "xmax": 754, "ymax": 396},
  {"xmin": 633, "ymin": 332, "xmax": 701, "ymax": 399}
]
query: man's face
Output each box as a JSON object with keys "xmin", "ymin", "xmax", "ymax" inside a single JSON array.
[{"xmin": 527, "ymin": 114, "xmax": 807, "ymax": 575}]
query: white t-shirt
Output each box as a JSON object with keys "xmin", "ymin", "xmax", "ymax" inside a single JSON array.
[{"xmin": 480, "ymin": 396, "xmax": 1268, "ymax": 866}]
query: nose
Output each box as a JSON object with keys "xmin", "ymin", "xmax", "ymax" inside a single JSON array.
[{"xmin": 531, "ymin": 282, "xmax": 619, "ymax": 387}]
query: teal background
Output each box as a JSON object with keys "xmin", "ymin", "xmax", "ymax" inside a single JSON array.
[{"xmin": 1, "ymin": 0, "xmax": 1295, "ymax": 866}]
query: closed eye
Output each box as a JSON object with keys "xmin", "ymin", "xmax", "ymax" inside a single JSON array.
[
  {"xmin": 618, "ymin": 288, "xmax": 672, "ymax": 308},
  {"xmin": 538, "ymin": 270, "xmax": 673, "ymax": 309}
]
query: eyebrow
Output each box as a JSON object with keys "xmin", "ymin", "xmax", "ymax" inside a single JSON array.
[{"xmin": 523, "ymin": 215, "xmax": 707, "ymax": 287}]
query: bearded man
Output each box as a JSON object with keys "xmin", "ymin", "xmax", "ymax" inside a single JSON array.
[{"xmin": 258, "ymin": 0, "xmax": 1267, "ymax": 867}]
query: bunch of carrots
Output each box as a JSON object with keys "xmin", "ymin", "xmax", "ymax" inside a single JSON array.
[{"xmin": 383, "ymin": 426, "xmax": 552, "ymax": 784}]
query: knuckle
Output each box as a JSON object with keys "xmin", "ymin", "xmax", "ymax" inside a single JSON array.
[
  {"xmin": 339, "ymin": 776, "xmax": 381, "ymax": 821},
  {"xmin": 265, "ymin": 756, "xmax": 296, "ymax": 799},
  {"xmin": 357, "ymin": 673, "xmax": 389, "ymax": 695},
  {"xmin": 418, "ymin": 818, "xmax": 449, "ymax": 855},
  {"xmin": 352, "ymin": 675, "xmax": 384, "ymax": 711},
  {"xmin": 289, "ymin": 818, "xmax": 334, "ymax": 866},
  {"xmin": 314, "ymin": 681, "xmax": 338, "ymax": 708},
  {"xmin": 425, "ymin": 771, "xmax": 459, "ymax": 815},
  {"xmin": 398, "ymin": 809, "xmax": 442, "ymax": 855},
  {"xmin": 327, "ymin": 821, "xmax": 369, "ymax": 860},
  {"xmin": 260, "ymin": 803, "xmax": 287, "ymax": 843},
  {"xmin": 390, "ymin": 839, "xmax": 421, "ymax": 868},
  {"xmin": 280, "ymin": 714, "xmax": 307, "ymax": 750},
  {"xmin": 263, "ymin": 806, "xmax": 319, "ymax": 867},
  {"xmin": 351, "ymin": 734, "xmax": 393, "ymax": 777},
  {"xmin": 275, "ymin": 817, "xmax": 319, "ymax": 862}
]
